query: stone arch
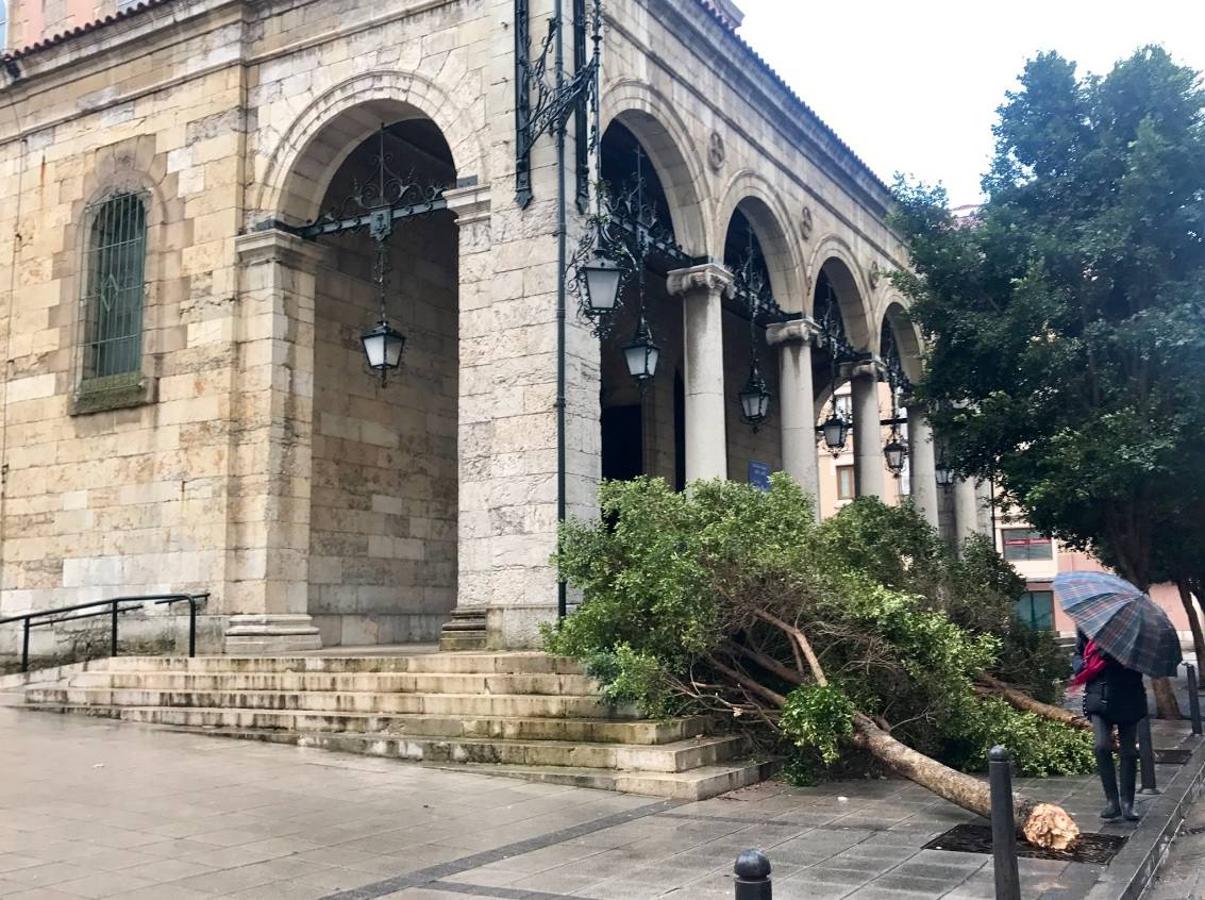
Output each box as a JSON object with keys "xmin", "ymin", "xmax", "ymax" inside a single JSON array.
[
  {"xmin": 714, "ymin": 171, "xmax": 805, "ymax": 312},
  {"xmin": 808, "ymin": 236, "xmax": 873, "ymax": 353},
  {"xmin": 600, "ymin": 78, "xmax": 712, "ymax": 256},
  {"xmin": 880, "ymin": 298, "xmax": 924, "ymax": 384},
  {"xmin": 255, "ymin": 70, "xmax": 486, "ymax": 225}
]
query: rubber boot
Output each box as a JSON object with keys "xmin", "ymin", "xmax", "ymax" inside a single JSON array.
[
  {"xmin": 1119, "ymin": 755, "xmax": 1140, "ymax": 821},
  {"xmin": 1096, "ymin": 750, "xmax": 1120, "ymax": 819}
]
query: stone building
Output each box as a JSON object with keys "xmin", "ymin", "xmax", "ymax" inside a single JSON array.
[{"xmin": 0, "ymin": 0, "xmax": 988, "ymax": 659}]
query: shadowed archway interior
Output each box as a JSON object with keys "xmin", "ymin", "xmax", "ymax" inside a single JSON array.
[{"xmin": 307, "ymin": 118, "xmax": 460, "ymax": 646}]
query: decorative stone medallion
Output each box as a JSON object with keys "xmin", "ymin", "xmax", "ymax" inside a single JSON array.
[
  {"xmin": 707, "ymin": 131, "xmax": 726, "ymax": 172},
  {"xmin": 800, "ymin": 205, "xmax": 814, "ymax": 240}
]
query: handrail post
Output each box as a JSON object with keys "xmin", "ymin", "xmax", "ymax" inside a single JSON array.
[
  {"xmin": 111, "ymin": 600, "xmax": 119, "ymax": 658},
  {"xmin": 188, "ymin": 597, "xmax": 197, "ymax": 658},
  {"xmin": 22, "ymin": 619, "xmax": 30, "ymax": 673}
]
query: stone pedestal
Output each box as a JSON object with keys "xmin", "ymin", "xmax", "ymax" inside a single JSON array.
[
  {"xmin": 669, "ymin": 263, "xmax": 734, "ymax": 483},
  {"xmin": 225, "ymin": 615, "xmax": 321, "ymax": 654}
]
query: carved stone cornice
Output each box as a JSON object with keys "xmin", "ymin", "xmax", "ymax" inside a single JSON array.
[
  {"xmin": 234, "ymin": 228, "xmax": 329, "ymax": 273},
  {"xmin": 666, "ymin": 262, "xmax": 734, "ymax": 300},
  {"xmin": 841, "ymin": 356, "xmax": 886, "ymax": 382},
  {"xmin": 765, "ymin": 317, "xmax": 820, "ymax": 348},
  {"xmin": 444, "ymin": 183, "xmax": 492, "ymax": 226}
]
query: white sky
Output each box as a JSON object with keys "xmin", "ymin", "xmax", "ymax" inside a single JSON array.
[{"xmin": 735, "ymin": 0, "xmax": 1205, "ymax": 207}]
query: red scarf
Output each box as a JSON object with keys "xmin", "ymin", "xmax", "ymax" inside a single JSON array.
[{"xmin": 1070, "ymin": 639, "xmax": 1107, "ymax": 688}]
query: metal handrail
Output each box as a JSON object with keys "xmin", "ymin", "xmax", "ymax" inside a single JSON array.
[{"xmin": 0, "ymin": 592, "xmax": 209, "ymax": 673}]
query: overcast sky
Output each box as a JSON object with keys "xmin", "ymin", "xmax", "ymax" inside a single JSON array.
[{"xmin": 735, "ymin": 0, "xmax": 1205, "ymax": 207}]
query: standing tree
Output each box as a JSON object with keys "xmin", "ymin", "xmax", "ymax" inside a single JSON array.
[{"xmin": 892, "ymin": 47, "xmax": 1205, "ymax": 716}]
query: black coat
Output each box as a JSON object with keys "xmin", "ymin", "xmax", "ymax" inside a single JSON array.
[{"xmin": 1075, "ymin": 630, "xmax": 1148, "ymax": 724}]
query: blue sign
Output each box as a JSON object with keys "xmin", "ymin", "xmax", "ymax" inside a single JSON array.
[{"xmin": 748, "ymin": 461, "xmax": 771, "ymax": 491}]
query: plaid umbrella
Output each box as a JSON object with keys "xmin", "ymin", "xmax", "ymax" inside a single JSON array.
[{"xmin": 1054, "ymin": 572, "xmax": 1182, "ymax": 677}]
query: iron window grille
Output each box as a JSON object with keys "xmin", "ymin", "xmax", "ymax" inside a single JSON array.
[{"xmin": 80, "ymin": 191, "xmax": 148, "ymax": 390}]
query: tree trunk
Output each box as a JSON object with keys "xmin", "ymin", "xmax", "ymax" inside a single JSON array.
[
  {"xmin": 1177, "ymin": 580, "xmax": 1205, "ymax": 672},
  {"xmin": 1152, "ymin": 677, "xmax": 1182, "ymax": 720},
  {"xmin": 976, "ymin": 673, "xmax": 1090, "ymax": 730},
  {"xmin": 851, "ymin": 713, "xmax": 1078, "ymax": 850},
  {"xmin": 753, "ymin": 611, "xmax": 1080, "ymax": 850}
]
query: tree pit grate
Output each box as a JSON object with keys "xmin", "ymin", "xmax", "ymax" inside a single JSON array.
[
  {"xmin": 924, "ymin": 823, "xmax": 1126, "ymax": 864},
  {"xmin": 1154, "ymin": 748, "xmax": 1193, "ymax": 765}
]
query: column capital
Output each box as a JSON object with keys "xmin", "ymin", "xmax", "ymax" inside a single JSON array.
[
  {"xmin": 842, "ymin": 355, "xmax": 886, "ymax": 381},
  {"xmin": 666, "ymin": 262, "xmax": 734, "ymax": 300},
  {"xmin": 766, "ymin": 317, "xmax": 820, "ymax": 347},
  {"xmin": 445, "ymin": 182, "xmax": 492, "ymax": 225},
  {"xmin": 235, "ymin": 228, "xmax": 330, "ymax": 273}
]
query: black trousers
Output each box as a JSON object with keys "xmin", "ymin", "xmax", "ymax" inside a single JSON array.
[{"xmin": 1091, "ymin": 716, "xmax": 1139, "ymax": 760}]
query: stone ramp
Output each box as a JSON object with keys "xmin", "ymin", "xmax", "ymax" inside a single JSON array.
[{"xmin": 11, "ymin": 652, "xmax": 771, "ymax": 800}]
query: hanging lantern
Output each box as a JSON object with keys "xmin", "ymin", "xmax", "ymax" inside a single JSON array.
[
  {"xmin": 819, "ymin": 412, "xmax": 849, "ymax": 453},
  {"xmin": 739, "ymin": 363, "xmax": 772, "ymax": 429},
  {"xmin": 361, "ymin": 320, "xmax": 405, "ymax": 382},
  {"xmin": 884, "ymin": 429, "xmax": 908, "ymax": 476},
  {"xmin": 581, "ymin": 254, "xmax": 622, "ymax": 313},
  {"xmin": 623, "ymin": 318, "xmax": 660, "ymax": 383},
  {"xmin": 935, "ymin": 452, "xmax": 954, "ymax": 489}
]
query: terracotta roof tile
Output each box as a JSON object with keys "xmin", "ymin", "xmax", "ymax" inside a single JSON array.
[{"xmin": 4, "ymin": 0, "xmax": 169, "ymax": 62}]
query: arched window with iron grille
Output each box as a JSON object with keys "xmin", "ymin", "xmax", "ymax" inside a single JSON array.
[{"xmin": 81, "ymin": 191, "xmax": 148, "ymax": 384}]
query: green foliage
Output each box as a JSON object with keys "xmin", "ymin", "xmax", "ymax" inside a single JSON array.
[
  {"xmin": 941, "ymin": 698, "xmax": 1095, "ymax": 778},
  {"xmin": 780, "ymin": 684, "xmax": 855, "ymax": 766},
  {"xmin": 891, "ymin": 46, "xmax": 1205, "ymax": 587},
  {"xmin": 548, "ymin": 477, "xmax": 1092, "ymax": 780}
]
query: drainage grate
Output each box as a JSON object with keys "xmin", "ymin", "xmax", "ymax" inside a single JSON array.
[
  {"xmin": 1155, "ymin": 748, "xmax": 1193, "ymax": 765},
  {"xmin": 924, "ymin": 823, "xmax": 1127, "ymax": 864}
]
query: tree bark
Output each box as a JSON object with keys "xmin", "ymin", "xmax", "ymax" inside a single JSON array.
[
  {"xmin": 1177, "ymin": 580, "xmax": 1205, "ymax": 672},
  {"xmin": 1153, "ymin": 677, "xmax": 1182, "ymax": 720},
  {"xmin": 850, "ymin": 713, "xmax": 1078, "ymax": 850},
  {"xmin": 976, "ymin": 673, "xmax": 1090, "ymax": 730},
  {"xmin": 752, "ymin": 611, "xmax": 1080, "ymax": 849}
]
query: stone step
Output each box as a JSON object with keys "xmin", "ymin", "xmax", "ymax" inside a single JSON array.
[
  {"xmin": 434, "ymin": 761, "xmax": 777, "ymax": 802},
  {"xmin": 66, "ymin": 670, "xmax": 600, "ymax": 696},
  {"xmin": 89, "ymin": 654, "xmax": 586, "ymax": 676},
  {"xmin": 24, "ymin": 687, "xmax": 636, "ymax": 719},
  {"xmin": 19, "ymin": 703, "xmax": 705, "ymax": 744},
  {"xmin": 168, "ymin": 727, "xmax": 747, "ymax": 773}
]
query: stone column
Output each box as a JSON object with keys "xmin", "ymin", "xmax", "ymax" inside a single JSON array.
[
  {"xmin": 953, "ymin": 477, "xmax": 981, "ymax": 547},
  {"xmin": 849, "ymin": 359, "xmax": 885, "ymax": 499},
  {"xmin": 668, "ymin": 262, "xmax": 733, "ymax": 483},
  {"xmin": 906, "ymin": 405, "xmax": 940, "ymax": 528},
  {"xmin": 223, "ymin": 229, "xmax": 326, "ymax": 653},
  {"xmin": 440, "ymin": 184, "xmax": 492, "ymax": 652},
  {"xmin": 766, "ymin": 318, "xmax": 821, "ymax": 514}
]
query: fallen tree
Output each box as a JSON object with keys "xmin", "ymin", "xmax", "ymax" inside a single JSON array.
[{"xmin": 548, "ymin": 476, "xmax": 1090, "ymax": 849}]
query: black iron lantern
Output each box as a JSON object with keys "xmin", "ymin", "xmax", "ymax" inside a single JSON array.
[
  {"xmin": 820, "ymin": 412, "xmax": 849, "ymax": 453},
  {"xmin": 623, "ymin": 318, "xmax": 660, "ymax": 383},
  {"xmin": 581, "ymin": 254, "xmax": 622, "ymax": 313},
  {"xmin": 884, "ymin": 428, "xmax": 908, "ymax": 476},
  {"xmin": 935, "ymin": 451, "xmax": 954, "ymax": 489},
  {"xmin": 739, "ymin": 362, "xmax": 772, "ymax": 429},
  {"xmin": 361, "ymin": 320, "xmax": 405, "ymax": 382}
]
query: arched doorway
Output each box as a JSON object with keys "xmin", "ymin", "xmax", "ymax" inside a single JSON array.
[
  {"xmin": 304, "ymin": 116, "xmax": 460, "ymax": 647},
  {"xmin": 595, "ymin": 120, "xmax": 689, "ymax": 486}
]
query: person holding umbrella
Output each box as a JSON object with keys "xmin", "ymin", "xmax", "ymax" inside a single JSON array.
[{"xmin": 1056, "ymin": 572, "xmax": 1183, "ymax": 823}]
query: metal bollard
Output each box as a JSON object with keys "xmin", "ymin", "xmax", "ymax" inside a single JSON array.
[
  {"xmin": 988, "ymin": 746, "xmax": 1022, "ymax": 900},
  {"xmin": 1138, "ymin": 716, "xmax": 1159, "ymax": 794},
  {"xmin": 734, "ymin": 848, "xmax": 771, "ymax": 900},
  {"xmin": 1188, "ymin": 665, "xmax": 1202, "ymax": 736}
]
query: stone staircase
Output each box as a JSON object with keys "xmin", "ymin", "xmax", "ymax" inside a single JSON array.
[{"xmin": 11, "ymin": 652, "xmax": 772, "ymax": 800}]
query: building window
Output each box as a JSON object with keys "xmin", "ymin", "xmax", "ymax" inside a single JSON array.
[
  {"xmin": 834, "ymin": 394, "xmax": 852, "ymax": 422},
  {"xmin": 1001, "ymin": 528, "xmax": 1053, "ymax": 562},
  {"xmin": 81, "ymin": 192, "xmax": 148, "ymax": 383},
  {"xmin": 1016, "ymin": 590, "xmax": 1055, "ymax": 630},
  {"xmin": 837, "ymin": 465, "xmax": 855, "ymax": 500}
]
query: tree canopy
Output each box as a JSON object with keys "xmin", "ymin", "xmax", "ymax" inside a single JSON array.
[{"xmin": 891, "ymin": 47, "xmax": 1205, "ymax": 590}]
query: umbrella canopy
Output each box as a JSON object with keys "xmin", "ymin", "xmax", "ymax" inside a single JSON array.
[{"xmin": 1054, "ymin": 572, "xmax": 1182, "ymax": 678}]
